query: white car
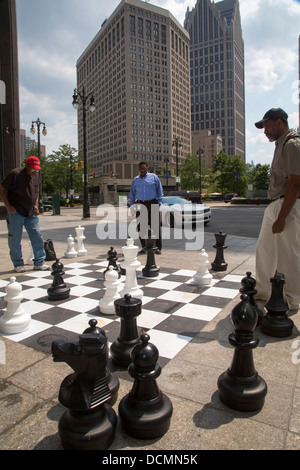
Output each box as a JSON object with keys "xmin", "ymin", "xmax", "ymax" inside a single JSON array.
[{"xmin": 160, "ymin": 196, "xmax": 211, "ymax": 228}]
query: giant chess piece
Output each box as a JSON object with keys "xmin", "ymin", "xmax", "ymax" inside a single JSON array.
[
  {"xmin": 211, "ymin": 230, "xmax": 228, "ymax": 271},
  {"xmin": 217, "ymin": 294, "xmax": 267, "ymax": 411},
  {"xmin": 52, "ymin": 319, "xmax": 119, "ymax": 450},
  {"xmin": 103, "ymin": 246, "xmax": 121, "ymax": 279},
  {"xmin": 261, "ymin": 272, "xmax": 294, "ymax": 337},
  {"xmin": 119, "ymin": 333, "xmax": 173, "ymax": 439},
  {"xmin": 120, "ymin": 238, "xmax": 143, "ymax": 299},
  {"xmin": 75, "ymin": 225, "xmax": 87, "ymax": 256},
  {"xmin": 99, "ymin": 266, "xmax": 121, "ymax": 315},
  {"xmin": 193, "ymin": 249, "xmax": 213, "ymax": 286},
  {"xmin": 0, "ymin": 277, "xmax": 31, "ymax": 334},
  {"xmin": 240, "ymin": 272, "xmax": 263, "ymax": 326},
  {"xmin": 142, "ymin": 230, "xmax": 160, "ymax": 278},
  {"xmin": 64, "ymin": 234, "xmax": 77, "ymax": 258},
  {"xmin": 47, "ymin": 259, "xmax": 70, "ymax": 301},
  {"xmin": 110, "ymin": 294, "xmax": 142, "ymax": 367}
]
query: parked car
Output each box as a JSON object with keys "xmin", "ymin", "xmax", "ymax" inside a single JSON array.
[
  {"xmin": 223, "ymin": 193, "xmax": 238, "ymax": 203},
  {"xmin": 160, "ymin": 196, "xmax": 211, "ymax": 227},
  {"xmin": 42, "ymin": 203, "xmax": 52, "ymax": 212},
  {"xmin": 167, "ymin": 190, "xmax": 203, "ymax": 203}
]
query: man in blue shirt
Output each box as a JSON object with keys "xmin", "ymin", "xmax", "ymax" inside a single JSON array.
[{"xmin": 130, "ymin": 161, "xmax": 163, "ymax": 254}]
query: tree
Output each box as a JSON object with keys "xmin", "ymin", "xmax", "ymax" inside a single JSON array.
[{"xmin": 212, "ymin": 151, "xmax": 247, "ymax": 195}]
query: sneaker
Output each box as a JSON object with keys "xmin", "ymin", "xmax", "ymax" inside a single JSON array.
[
  {"xmin": 14, "ymin": 266, "xmax": 25, "ymax": 273},
  {"xmin": 33, "ymin": 264, "xmax": 50, "ymax": 271}
]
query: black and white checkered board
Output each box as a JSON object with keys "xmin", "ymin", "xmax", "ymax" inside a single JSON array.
[{"xmin": 0, "ymin": 259, "xmax": 241, "ymax": 370}]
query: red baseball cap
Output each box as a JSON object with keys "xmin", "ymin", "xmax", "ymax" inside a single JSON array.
[{"xmin": 26, "ymin": 156, "xmax": 41, "ymax": 170}]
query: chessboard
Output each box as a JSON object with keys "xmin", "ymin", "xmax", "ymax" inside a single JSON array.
[{"xmin": 0, "ymin": 259, "xmax": 241, "ymax": 372}]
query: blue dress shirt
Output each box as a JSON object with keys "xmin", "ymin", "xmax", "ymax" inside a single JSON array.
[{"xmin": 130, "ymin": 172, "xmax": 163, "ymax": 206}]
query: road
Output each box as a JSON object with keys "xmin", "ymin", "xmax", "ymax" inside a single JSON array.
[{"xmin": 206, "ymin": 206, "xmax": 265, "ymax": 238}]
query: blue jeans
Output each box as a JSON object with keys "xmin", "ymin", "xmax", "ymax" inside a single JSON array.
[{"xmin": 6, "ymin": 212, "xmax": 46, "ymax": 268}]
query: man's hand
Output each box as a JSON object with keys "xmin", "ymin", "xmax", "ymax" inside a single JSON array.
[
  {"xmin": 272, "ymin": 216, "xmax": 286, "ymax": 234},
  {"xmin": 7, "ymin": 204, "xmax": 17, "ymax": 214},
  {"xmin": 34, "ymin": 205, "xmax": 39, "ymax": 216}
]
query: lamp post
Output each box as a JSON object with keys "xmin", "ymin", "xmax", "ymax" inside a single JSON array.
[
  {"xmin": 30, "ymin": 118, "xmax": 47, "ymax": 213},
  {"xmin": 197, "ymin": 148, "xmax": 204, "ymax": 203},
  {"xmin": 72, "ymin": 87, "xmax": 96, "ymax": 219},
  {"xmin": 69, "ymin": 155, "xmax": 74, "ymax": 208},
  {"xmin": 172, "ymin": 137, "xmax": 182, "ymax": 190}
]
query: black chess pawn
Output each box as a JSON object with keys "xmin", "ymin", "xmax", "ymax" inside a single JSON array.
[
  {"xmin": 104, "ymin": 246, "xmax": 121, "ymax": 278},
  {"xmin": 217, "ymin": 294, "xmax": 267, "ymax": 411},
  {"xmin": 52, "ymin": 319, "xmax": 119, "ymax": 450},
  {"xmin": 47, "ymin": 259, "xmax": 70, "ymax": 300},
  {"xmin": 211, "ymin": 230, "xmax": 228, "ymax": 271},
  {"xmin": 110, "ymin": 294, "xmax": 142, "ymax": 367},
  {"xmin": 142, "ymin": 230, "xmax": 160, "ymax": 278},
  {"xmin": 240, "ymin": 272, "xmax": 263, "ymax": 325},
  {"xmin": 119, "ymin": 333, "xmax": 173, "ymax": 439},
  {"xmin": 261, "ymin": 272, "xmax": 294, "ymax": 337}
]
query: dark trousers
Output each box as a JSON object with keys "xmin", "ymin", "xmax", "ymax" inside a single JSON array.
[{"xmin": 136, "ymin": 200, "xmax": 162, "ymax": 251}]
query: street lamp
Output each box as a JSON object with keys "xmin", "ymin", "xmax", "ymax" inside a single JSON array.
[
  {"xmin": 31, "ymin": 118, "xmax": 47, "ymax": 213},
  {"xmin": 72, "ymin": 87, "xmax": 96, "ymax": 219},
  {"xmin": 172, "ymin": 137, "xmax": 182, "ymax": 190},
  {"xmin": 164, "ymin": 157, "xmax": 169, "ymax": 192},
  {"xmin": 197, "ymin": 148, "xmax": 204, "ymax": 203}
]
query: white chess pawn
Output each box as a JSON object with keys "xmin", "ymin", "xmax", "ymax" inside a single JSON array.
[
  {"xmin": 120, "ymin": 238, "xmax": 143, "ymax": 299},
  {"xmin": 193, "ymin": 249, "xmax": 213, "ymax": 286},
  {"xmin": 0, "ymin": 277, "xmax": 31, "ymax": 334},
  {"xmin": 64, "ymin": 234, "xmax": 77, "ymax": 258},
  {"xmin": 99, "ymin": 266, "xmax": 121, "ymax": 315},
  {"xmin": 75, "ymin": 225, "xmax": 87, "ymax": 256}
]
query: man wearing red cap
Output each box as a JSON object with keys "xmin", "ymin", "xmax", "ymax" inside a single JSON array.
[
  {"xmin": 0, "ymin": 156, "xmax": 49, "ymax": 272},
  {"xmin": 254, "ymin": 108, "xmax": 300, "ymax": 311}
]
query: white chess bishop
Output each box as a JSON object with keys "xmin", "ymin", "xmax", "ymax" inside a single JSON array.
[
  {"xmin": 75, "ymin": 225, "xmax": 87, "ymax": 256},
  {"xmin": 64, "ymin": 234, "xmax": 77, "ymax": 258},
  {"xmin": 0, "ymin": 277, "xmax": 31, "ymax": 334},
  {"xmin": 99, "ymin": 266, "xmax": 121, "ymax": 315},
  {"xmin": 193, "ymin": 249, "xmax": 213, "ymax": 286},
  {"xmin": 120, "ymin": 238, "xmax": 143, "ymax": 300}
]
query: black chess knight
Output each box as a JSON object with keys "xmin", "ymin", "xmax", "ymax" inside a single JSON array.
[{"xmin": 52, "ymin": 319, "xmax": 119, "ymax": 450}]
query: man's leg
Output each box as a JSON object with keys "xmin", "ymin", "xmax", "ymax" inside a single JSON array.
[
  {"xmin": 255, "ymin": 203, "xmax": 277, "ymax": 301},
  {"xmin": 24, "ymin": 216, "xmax": 46, "ymax": 267},
  {"xmin": 6, "ymin": 212, "xmax": 25, "ymax": 268}
]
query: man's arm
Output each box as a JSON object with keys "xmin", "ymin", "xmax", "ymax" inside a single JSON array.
[
  {"xmin": 272, "ymin": 174, "xmax": 300, "ymax": 233},
  {"xmin": 0, "ymin": 184, "xmax": 17, "ymax": 214}
]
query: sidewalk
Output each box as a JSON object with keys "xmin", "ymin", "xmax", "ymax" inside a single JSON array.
[{"xmin": 0, "ymin": 206, "xmax": 299, "ymax": 451}]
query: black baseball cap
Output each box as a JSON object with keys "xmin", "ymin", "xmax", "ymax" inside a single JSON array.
[{"xmin": 255, "ymin": 108, "xmax": 288, "ymax": 129}]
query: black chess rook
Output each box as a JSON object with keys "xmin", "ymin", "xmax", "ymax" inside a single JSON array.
[
  {"xmin": 217, "ymin": 294, "xmax": 267, "ymax": 411},
  {"xmin": 110, "ymin": 294, "xmax": 142, "ymax": 367},
  {"xmin": 119, "ymin": 333, "xmax": 173, "ymax": 439},
  {"xmin": 261, "ymin": 272, "xmax": 294, "ymax": 337},
  {"xmin": 52, "ymin": 319, "xmax": 119, "ymax": 450},
  {"xmin": 211, "ymin": 230, "xmax": 228, "ymax": 271},
  {"xmin": 47, "ymin": 259, "xmax": 70, "ymax": 301}
]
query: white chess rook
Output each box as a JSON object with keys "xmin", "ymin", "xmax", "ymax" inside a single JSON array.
[
  {"xmin": 75, "ymin": 225, "xmax": 87, "ymax": 256},
  {"xmin": 120, "ymin": 238, "xmax": 143, "ymax": 300},
  {"xmin": 193, "ymin": 249, "xmax": 213, "ymax": 286},
  {"xmin": 64, "ymin": 234, "xmax": 77, "ymax": 258},
  {"xmin": 0, "ymin": 277, "xmax": 31, "ymax": 334},
  {"xmin": 99, "ymin": 266, "xmax": 121, "ymax": 315}
]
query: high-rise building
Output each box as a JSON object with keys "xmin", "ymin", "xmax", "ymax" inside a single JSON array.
[
  {"xmin": 20, "ymin": 129, "xmax": 46, "ymax": 161},
  {"xmin": 184, "ymin": 0, "xmax": 245, "ymax": 160},
  {"xmin": 76, "ymin": 0, "xmax": 191, "ymax": 200}
]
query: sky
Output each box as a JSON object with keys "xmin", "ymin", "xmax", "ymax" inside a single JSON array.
[{"xmin": 15, "ymin": 0, "xmax": 300, "ymax": 166}]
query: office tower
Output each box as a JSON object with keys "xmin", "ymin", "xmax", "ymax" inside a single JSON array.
[
  {"xmin": 184, "ymin": 0, "xmax": 245, "ymax": 160},
  {"xmin": 76, "ymin": 0, "xmax": 191, "ymax": 195}
]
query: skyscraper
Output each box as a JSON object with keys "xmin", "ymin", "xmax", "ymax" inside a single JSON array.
[
  {"xmin": 184, "ymin": 0, "xmax": 245, "ymax": 160},
  {"xmin": 76, "ymin": 0, "xmax": 191, "ymax": 199}
]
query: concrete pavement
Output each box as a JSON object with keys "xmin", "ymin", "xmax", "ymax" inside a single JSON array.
[{"xmin": 0, "ymin": 204, "xmax": 299, "ymax": 451}]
